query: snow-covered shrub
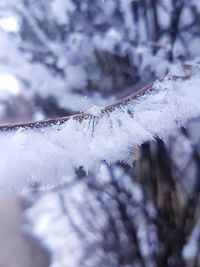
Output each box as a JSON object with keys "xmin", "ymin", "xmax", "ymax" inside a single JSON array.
[{"xmin": 0, "ymin": 1, "xmax": 200, "ymax": 267}]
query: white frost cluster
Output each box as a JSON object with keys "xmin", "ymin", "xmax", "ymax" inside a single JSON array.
[
  {"xmin": 182, "ymin": 215, "xmax": 200, "ymax": 263},
  {"xmin": 51, "ymin": 0, "xmax": 75, "ymax": 25},
  {"xmin": 0, "ymin": 75, "xmax": 200, "ymax": 189}
]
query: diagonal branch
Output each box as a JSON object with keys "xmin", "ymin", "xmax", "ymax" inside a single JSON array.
[
  {"xmin": 0, "ymin": 77, "xmax": 183, "ymax": 132},
  {"xmin": 0, "ymin": 74, "xmax": 198, "ymax": 188}
]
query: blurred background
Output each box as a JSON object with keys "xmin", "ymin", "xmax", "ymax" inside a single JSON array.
[{"xmin": 0, "ymin": 0, "xmax": 200, "ymax": 266}]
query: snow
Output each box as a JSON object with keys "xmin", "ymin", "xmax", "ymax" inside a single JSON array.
[
  {"xmin": 25, "ymin": 179, "xmax": 108, "ymax": 267},
  {"xmin": 0, "ymin": 74, "xmax": 20, "ymax": 96},
  {"xmin": 0, "ymin": 75, "xmax": 200, "ymax": 189},
  {"xmin": 51, "ymin": 0, "xmax": 75, "ymax": 25},
  {"xmin": 182, "ymin": 215, "xmax": 200, "ymax": 262},
  {"xmin": 0, "ymin": 16, "xmax": 19, "ymax": 32},
  {"xmin": 1, "ymin": 0, "xmax": 199, "ymax": 118},
  {"xmin": 24, "ymin": 162, "xmax": 158, "ymax": 267},
  {"xmin": 86, "ymin": 105, "xmax": 103, "ymax": 116},
  {"xmin": 0, "ymin": 1, "xmax": 199, "ymax": 266}
]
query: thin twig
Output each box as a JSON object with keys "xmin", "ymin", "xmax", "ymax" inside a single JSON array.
[
  {"xmin": 0, "ymin": 76, "xmax": 184, "ymax": 132},
  {"xmin": 0, "ymin": 83, "xmax": 154, "ymax": 132}
]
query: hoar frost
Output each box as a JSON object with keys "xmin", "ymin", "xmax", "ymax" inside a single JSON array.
[{"xmin": 0, "ymin": 75, "xmax": 200, "ymax": 189}]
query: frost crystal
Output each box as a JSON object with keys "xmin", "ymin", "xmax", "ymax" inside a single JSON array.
[{"xmin": 0, "ymin": 75, "xmax": 200, "ymax": 189}]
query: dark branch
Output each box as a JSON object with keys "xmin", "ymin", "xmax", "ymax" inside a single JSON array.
[{"xmin": 0, "ymin": 76, "xmax": 184, "ymax": 132}]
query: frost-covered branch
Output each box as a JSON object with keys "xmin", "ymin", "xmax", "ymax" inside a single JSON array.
[
  {"xmin": 0, "ymin": 74, "xmax": 200, "ymax": 189},
  {"xmin": 0, "ymin": 82, "xmax": 154, "ymax": 132}
]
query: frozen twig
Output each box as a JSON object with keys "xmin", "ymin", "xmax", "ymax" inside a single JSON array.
[
  {"xmin": 0, "ymin": 77, "xmax": 180, "ymax": 132},
  {"xmin": 0, "ymin": 74, "xmax": 199, "ymax": 189}
]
